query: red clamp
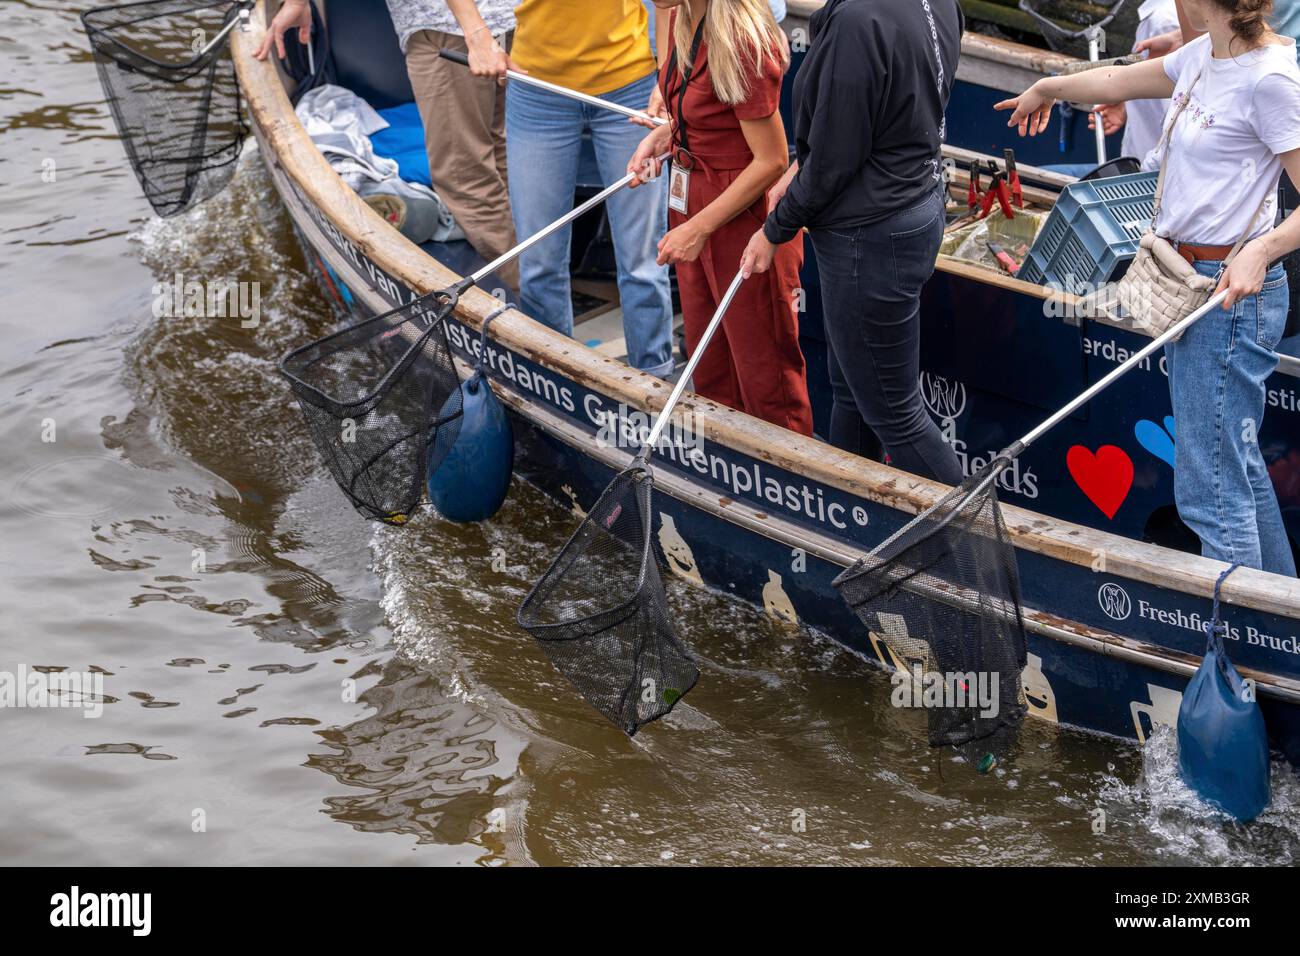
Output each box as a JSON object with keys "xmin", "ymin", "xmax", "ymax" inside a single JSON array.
[
  {"xmin": 1003, "ymin": 148, "xmax": 1024, "ymax": 209},
  {"xmin": 978, "ymin": 165, "xmax": 1015, "ymax": 221}
]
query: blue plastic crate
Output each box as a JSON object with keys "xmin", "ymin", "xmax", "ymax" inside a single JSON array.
[{"xmin": 1019, "ymin": 172, "xmax": 1157, "ymax": 291}]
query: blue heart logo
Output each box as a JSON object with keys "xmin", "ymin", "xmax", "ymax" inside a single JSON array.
[{"xmin": 1135, "ymin": 416, "xmax": 1176, "ymax": 468}]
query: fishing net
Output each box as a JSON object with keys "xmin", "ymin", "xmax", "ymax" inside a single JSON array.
[
  {"xmin": 833, "ymin": 460, "xmax": 1028, "ymax": 758},
  {"xmin": 1017, "ymin": 0, "xmax": 1132, "ymax": 55},
  {"xmin": 81, "ymin": 0, "xmax": 251, "ymax": 217},
  {"xmin": 279, "ymin": 292, "xmax": 463, "ymax": 525},
  {"xmin": 518, "ymin": 465, "xmax": 699, "ymax": 735}
]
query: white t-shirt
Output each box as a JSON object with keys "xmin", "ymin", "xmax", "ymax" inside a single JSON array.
[
  {"xmin": 1121, "ymin": 0, "xmax": 1181, "ymax": 160},
  {"xmin": 1155, "ymin": 33, "xmax": 1300, "ymax": 244}
]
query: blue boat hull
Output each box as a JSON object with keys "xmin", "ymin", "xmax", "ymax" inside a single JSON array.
[
  {"xmin": 281, "ymin": 184, "xmax": 1300, "ymax": 764},
  {"xmin": 242, "ymin": 0, "xmax": 1300, "ymax": 762},
  {"xmin": 510, "ymin": 418, "xmax": 1300, "ymax": 763}
]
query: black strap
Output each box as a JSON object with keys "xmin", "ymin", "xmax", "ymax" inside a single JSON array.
[{"xmin": 666, "ymin": 18, "xmax": 707, "ymax": 154}]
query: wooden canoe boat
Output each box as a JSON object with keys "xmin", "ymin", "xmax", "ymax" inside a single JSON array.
[{"xmin": 231, "ymin": 2, "xmax": 1300, "ymax": 764}]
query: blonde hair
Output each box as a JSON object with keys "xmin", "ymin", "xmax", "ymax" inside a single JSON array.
[{"xmin": 671, "ymin": 0, "xmax": 787, "ymax": 105}]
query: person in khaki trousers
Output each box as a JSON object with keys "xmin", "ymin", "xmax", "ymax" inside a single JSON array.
[{"xmin": 256, "ymin": 0, "xmax": 519, "ymax": 290}]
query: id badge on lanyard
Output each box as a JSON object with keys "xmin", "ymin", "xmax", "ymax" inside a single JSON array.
[{"xmin": 668, "ymin": 164, "xmax": 690, "ymax": 215}]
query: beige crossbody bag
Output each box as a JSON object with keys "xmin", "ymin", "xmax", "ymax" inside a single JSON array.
[{"xmin": 1115, "ymin": 68, "xmax": 1271, "ymax": 340}]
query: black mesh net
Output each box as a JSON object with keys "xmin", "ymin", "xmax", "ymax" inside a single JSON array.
[
  {"xmin": 833, "ymin": 461, "xmax": 1028, "ymax": 759},
  {"xmin": 518, "ymin": 466, "xmax": 699, "ymax": 735},
  {"xmin": 279, "ymin": 293, "xmax": 464, "ymax": 525},
  {"xmin": 81, "ymin": 1, "xmax": 250, "ymax": 218}
]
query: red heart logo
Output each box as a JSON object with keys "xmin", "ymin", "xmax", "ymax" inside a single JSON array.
[{"xmin": 1067, "ymin": 445, "xmax": 1134, "ymax": 519}]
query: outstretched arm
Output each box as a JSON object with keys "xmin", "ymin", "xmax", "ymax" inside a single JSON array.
[{"xmin": 995, "ymin": 57, "xmax": 1175, "ymax": 137}]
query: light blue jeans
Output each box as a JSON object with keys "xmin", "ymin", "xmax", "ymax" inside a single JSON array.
[
  {"xmin": 1166, "ymin": 259, "xmax": 1296, "ymax": 575},
  {"xmin": 505, "ymin": 71, "xmax": 674, "ymax": 378}
]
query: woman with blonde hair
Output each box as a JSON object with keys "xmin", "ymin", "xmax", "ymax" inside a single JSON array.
[
  {"xmin": 628, "ymin": 0, "xmax": 813, "ymax": 435},
  {"xmin": 996, "ymin": 0, "xmax": 1300, "ymax": 573}
]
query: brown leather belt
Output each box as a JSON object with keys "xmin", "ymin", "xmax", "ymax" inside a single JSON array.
[{"xmin": 1174, "ymin": 241, "xmax": 1236, "ymax": 266}]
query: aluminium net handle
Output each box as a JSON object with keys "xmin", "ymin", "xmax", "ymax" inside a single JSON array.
[
  {"xmin": 197, "ymin": 1, "xmax": 252, "ymax": 58},
  {"xmin": 438, "ymin": 48, "xmax": 667, "ymax": 127},
  {"xmin": 1087, "ymin": 33, "xmax": 1107, "ymax": 166},
  {"xmin": 642, "ymin": 270, "xmax": 747, "ymax": 454},
  {"xmin": 466, "ymin": 154, "xmax": 670, "ymax": 288},
  {"xmin": 1008, "ymin": 289, "xmax": 1229, "ymax": 457}
]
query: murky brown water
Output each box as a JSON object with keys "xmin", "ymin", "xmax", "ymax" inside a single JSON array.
[{"xmin": 4, "ymin": 0, "xmax": 1300, "ymax": 867}]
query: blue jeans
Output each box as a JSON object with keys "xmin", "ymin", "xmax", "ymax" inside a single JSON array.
[
  {"xmin": 1166, "ymin": 260, "xmax": 1296, "ymax": 575},
  {"xmin": 505, "ymin": 71, "xmax": 674, "ymax": 378},
  {"xmin": 810, "ymin": 186, "xmax": 964, "ymax": 485}
]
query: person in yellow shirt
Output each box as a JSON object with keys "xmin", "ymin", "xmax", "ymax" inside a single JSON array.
[{"xmin": 457, "ymin": 0, "xmax": 675, "ymax": 377}]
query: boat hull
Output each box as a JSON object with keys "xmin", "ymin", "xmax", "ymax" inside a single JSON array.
[
  {"xmin": 917, "ymin": 267, "xmax": 1300, "ymax": 554},
  {"xmin": 231, "ymin": 5, "xmax": 1300, "ymax": 766},
  {"xmin": 272, "ymin": 164, "xmax": 1300, "ymax": 763}
]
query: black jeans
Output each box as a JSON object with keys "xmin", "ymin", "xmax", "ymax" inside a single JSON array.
[{"xmin": 811, "ymin": 186, "xmax": 964, "ymax": 486}]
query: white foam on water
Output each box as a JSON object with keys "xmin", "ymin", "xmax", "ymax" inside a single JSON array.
[
  {"xmin": 371, "ymin": 521, "xmax": 484, "ymax": 707},
  {"xmin": 1099, "ymin": 726, "xmax": 1300, "ymax": 865}
]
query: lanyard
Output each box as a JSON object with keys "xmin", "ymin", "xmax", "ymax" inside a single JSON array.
[{"xmin": 667, "ymin": 17, "xmax": 707, "ymax": 154}]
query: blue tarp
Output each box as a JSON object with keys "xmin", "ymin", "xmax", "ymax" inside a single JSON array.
[
  {"xmin": 372, "ymin": 102, "xmax": 433, "ymax": 188},
  {"xmin": 371, "ymin": 101, "xmax": 604, "ymax": 191}
]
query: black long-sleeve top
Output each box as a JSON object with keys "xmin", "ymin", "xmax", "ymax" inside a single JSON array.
[{"xmin": 764, "ymin": 0, "xmax": 963, "ymax": 244}]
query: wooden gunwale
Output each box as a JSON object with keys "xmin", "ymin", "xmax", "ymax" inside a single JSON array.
[{"xmin": 230, "ymin": 4, "xmax": 1300, "ymax": 622}]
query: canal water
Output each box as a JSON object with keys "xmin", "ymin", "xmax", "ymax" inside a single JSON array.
[{"xmin": 3, "ymin": 0, "xmax": 1300, "ymax": 866}]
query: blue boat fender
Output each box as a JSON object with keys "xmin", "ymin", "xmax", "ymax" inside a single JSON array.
[
  {"xmin": 1176, "ymin": 564, "xmax": 1271, "ymax": 822},
  {"xmin": 427, "ymin": 305, "xmax": 514, "ymax": 523}
]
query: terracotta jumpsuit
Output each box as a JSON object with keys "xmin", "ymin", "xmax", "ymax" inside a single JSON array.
[{"xmin": 659, "ymin": 29, "xmax": 813, "ymax": 436}]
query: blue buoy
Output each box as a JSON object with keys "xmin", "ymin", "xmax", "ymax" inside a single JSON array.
[
  {"xmin": 426, "ymin": 307, "xmax": 514, "ymax": 522},
  {"xmin": 1177, "ymin": 565, "xmax": 1270, "ymax": 822}
]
